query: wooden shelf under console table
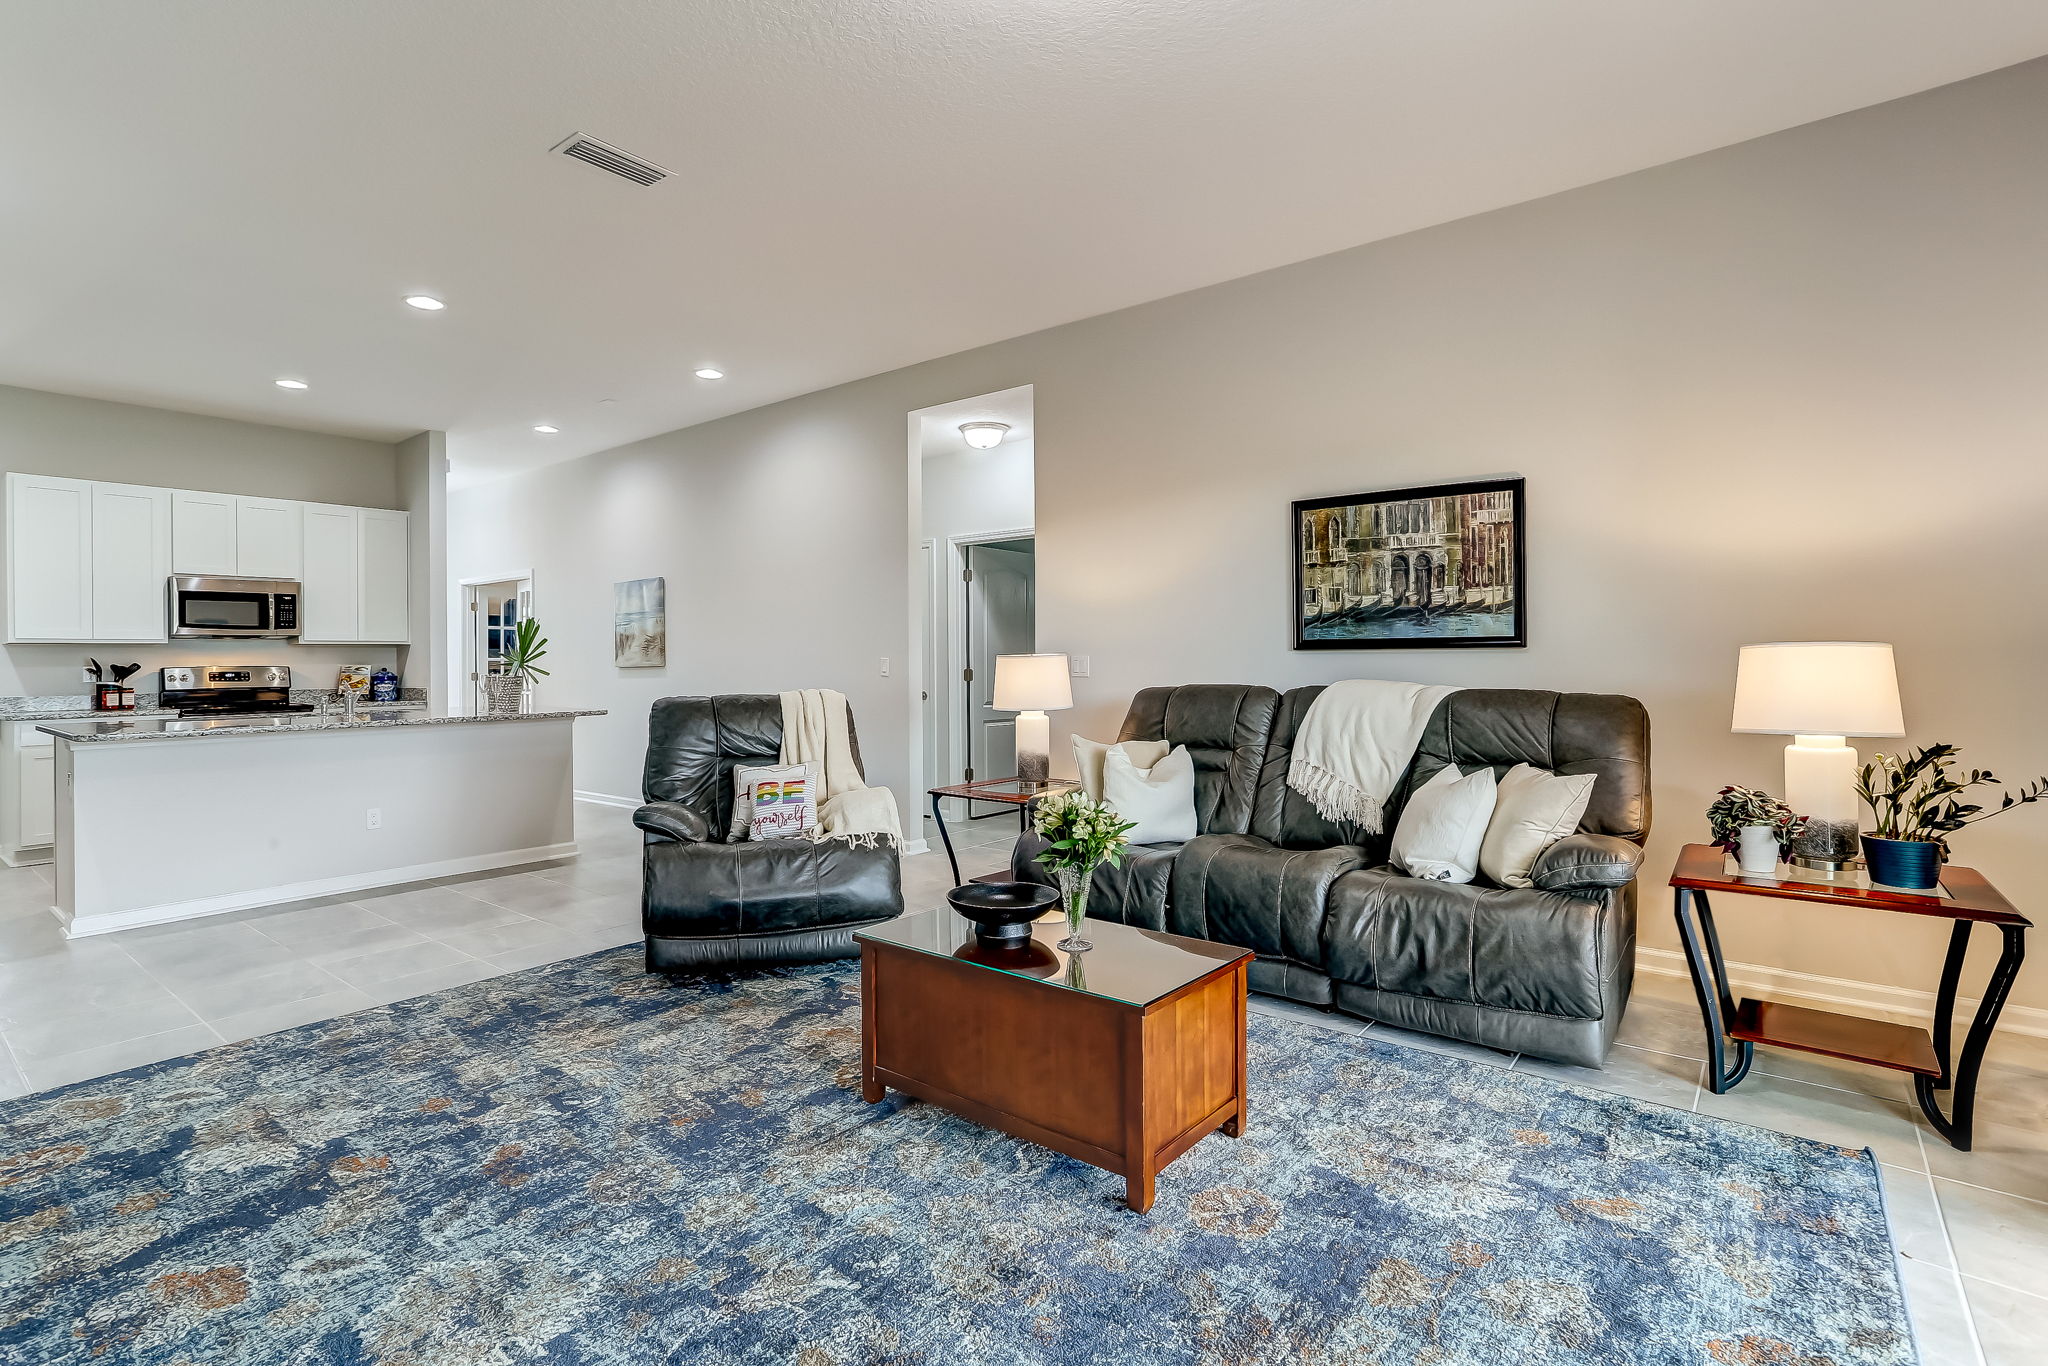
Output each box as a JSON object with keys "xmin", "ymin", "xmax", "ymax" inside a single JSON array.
[{"xmin": 1667, "ymin": 842, "xmax": 2029, "ymax": 1151}]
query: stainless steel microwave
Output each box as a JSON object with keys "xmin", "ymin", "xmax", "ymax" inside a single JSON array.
[{"xmin": 168, "ymin": 576, "xmax": 302, "ymax": 638}]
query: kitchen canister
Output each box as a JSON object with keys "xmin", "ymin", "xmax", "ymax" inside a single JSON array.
[{"xmin": 370, "ymin": 666, "xmax": 399, "ymax": 703}]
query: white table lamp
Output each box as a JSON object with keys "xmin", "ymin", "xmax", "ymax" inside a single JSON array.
[
  {"xmin": 993, "ymin": 653, "xmax": 1072, "ymax": 785},
  {"xmin": 1732, "ymin": 641, "xmax": 1905, "ymax": 870}
]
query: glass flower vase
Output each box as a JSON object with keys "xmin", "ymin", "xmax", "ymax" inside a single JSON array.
[{"xmin": 1054, "ymin": 864, "xmax": 1094, "ymax": 953}]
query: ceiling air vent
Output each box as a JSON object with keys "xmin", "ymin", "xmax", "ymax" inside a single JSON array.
[{"xmin": 552, "ymin": 133, "xmax": 670, "ymax": 187}]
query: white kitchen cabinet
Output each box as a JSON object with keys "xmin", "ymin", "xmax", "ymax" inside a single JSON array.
[
  {"xmin": 357, "ymin": 508, "xmax": 410, "ymax": 643},
  {"xmin": 170, "ymin": 489, "xmax": 238, "ymax": 575},
  {"xmin": 299, "ymin": 502, "xmax": 360, "ymax": 643},
  {"xmin": 88, "ymin": 483, "xmax": 173, "ymax": 642},
  {"xmin": 236, "ymin": 497, "xmax": 303, "ymax": 578},
  {"xmin": 6, "ymin": 473, "xmax": 94, "ymax": 641},
  {"xmin": 2, "ymin": 721, "xmax": 55, "ymax": 866}
]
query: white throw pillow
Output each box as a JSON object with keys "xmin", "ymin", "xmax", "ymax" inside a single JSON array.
[
  {"xmin": 1479, "ymin": 763, "xmax": 1597, "ymax": 889},
  {"xmin": 1071, "ymin": 735, "xmax": 1170, "ymax": 801},
  {"xmin": 1102, "ymin": 743, "xmax": 1198, "ymax": 845},
  {"xmin": 1389, "ymin": 765, "xmax": 1499, "ymax": 883},
  {"xmin": 727, "ymin": 762, "xmax": 818, "ymax": 841}
]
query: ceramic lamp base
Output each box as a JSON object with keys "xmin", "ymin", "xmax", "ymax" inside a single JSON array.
[{"xmin": 1015, "ymin": 709, "xmax": 1050, "ymax": 784}]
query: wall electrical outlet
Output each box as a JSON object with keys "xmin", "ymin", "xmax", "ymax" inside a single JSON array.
[
  {"xmin": 365, "ymin": 808, "xmax": 382, "ymax": 830},
  {"xmin": 1070, "ymin": 656, "xmax": 1091, "ymax": 677},
  {"xmin": 878, "ymin": 657, "xmax": 891, "ymax": 677}
]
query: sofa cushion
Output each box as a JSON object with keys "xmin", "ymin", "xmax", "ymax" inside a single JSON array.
[
  {"xmin": 1170, "ymin": 834, "xmax": 1368, "ymax": 970},
  {"xmin": 1396, "ymin": 689, "xmax": 1649, "ymax": 841},
  {"xmin": 1324, "ymin": 866, "xmax": 1613, "ymax": 1022},
  {"xmin": 1251, "ymin": 688, "xmax": 1386, "ymax": 855},
  {"xmin": 1117, "ymin": 685, "xmax": 1278, "ymax": 836},
  {"xmin": 1011, "ymin": 830, "xmax": 1180, "ymax": 931}
]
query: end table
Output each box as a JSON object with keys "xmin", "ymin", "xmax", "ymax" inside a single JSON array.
[
  {"xmin": 927, "ymin": 777, "xmax": 1078, "ymax": 887},
  {"xmin": 1668, "ymin": 842, "xmax": 2029, "ymax": 1151}
]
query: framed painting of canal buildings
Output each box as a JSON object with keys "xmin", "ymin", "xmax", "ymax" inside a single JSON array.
[{"xmin": 1292, "ymin": 476, "xmax": 1525, "ymax": 649}]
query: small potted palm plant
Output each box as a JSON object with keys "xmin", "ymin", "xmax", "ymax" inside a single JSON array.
[
  {"xmin": 487, "ymin": 617, "xmax": 549, "ymax": 715},
  {"xmin": 1857, "ymin": 743, "xmax": 2048, "ymax": 890},
  {"xmin": 1031, "ymin": 790, "xmax": 1136, "ymax": 953},
  {"xmin": 1706, "ymin": 785, "xmax": 1805, "ymax": 876}
]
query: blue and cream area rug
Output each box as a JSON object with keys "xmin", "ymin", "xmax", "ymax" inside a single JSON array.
[{"xmin": 1, "ymin": 949, "xmax": 1914, "ymax": 1365}]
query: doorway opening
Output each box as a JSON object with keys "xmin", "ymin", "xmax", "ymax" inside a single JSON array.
[
  {"xmin": 906, "ymin": 385, "xmax": 1036, "ymax": 849},
  {"xmin": 460, "ymin": 573, "xmax": 532, "ymax": 716}
]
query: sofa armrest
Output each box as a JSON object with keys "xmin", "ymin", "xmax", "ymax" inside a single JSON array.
[
  {"xmin": 634, "ymin": 801, "xmax": 713, "ymax": 844},
  {"xmin": 1531, "ymin": 834, "xmax": 1644, "ymax": 891}
]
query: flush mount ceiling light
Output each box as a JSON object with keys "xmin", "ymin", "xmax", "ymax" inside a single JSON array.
[
  {"xmin": 533, "ymin": 424, "xmax": 560, "ymax": 434},
  {"xmin": 959, "ymin": 421, "xmax": 1009, "ymax": 449},
  {"xmin": 274, "ymin": 378, "xmax": 309, "ymax": 390},
  {"xmin": 403, "ymin": 295, "xmax": 446, "ymax": 311},
  {"xmin": 693, "ymin": 367, "xmax": 725, "ymax": 381}
]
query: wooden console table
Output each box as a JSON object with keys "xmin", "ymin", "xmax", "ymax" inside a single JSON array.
[
  {"xmin": 1668, "ymin": 842, "xmax": 2029, "ymax": 1151},
  {"xmin": 926, "ymin": 776, "xmax": 1075, "ymax": 887}
]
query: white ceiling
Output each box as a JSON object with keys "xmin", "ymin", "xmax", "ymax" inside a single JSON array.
[
  {"xmin": 917, "ymin": 386, "xmax": 1034, "ymax": 462},
  {"xmin": 4, "ymin": 3, "xmax": 2044, "ymax": 488}
]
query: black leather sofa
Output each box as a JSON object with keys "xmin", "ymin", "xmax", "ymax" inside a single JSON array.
[
  {"xmin": 1012, "ymin": 685, "xmax": 1650, "ymax": 1067},
  {"xmin": 635, "ymin": 695, "xmax": 903, "ymax": 971}
]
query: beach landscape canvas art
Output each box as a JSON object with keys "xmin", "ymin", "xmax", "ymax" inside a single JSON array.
[
  {"xmin": 1293, "ymin": 477, "xmax": 1525, "ymax": 649},
  {"xmin": 614, "ymin": 577, "xmax": 667, "ymax": 667}
]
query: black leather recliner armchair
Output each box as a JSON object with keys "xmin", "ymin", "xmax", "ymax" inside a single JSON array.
[
  {"xmin": 1012, "ymin": 684, "xmax": 1651, "ymax": 1068},
  {"xmin": 636, "ymin": 695, "xmax": 903, "ymax": 971}
]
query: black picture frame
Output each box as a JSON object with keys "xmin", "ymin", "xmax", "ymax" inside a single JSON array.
[{"xmin": 1291, "ymin": 476, "xmax": 1526, "ymax": 650}]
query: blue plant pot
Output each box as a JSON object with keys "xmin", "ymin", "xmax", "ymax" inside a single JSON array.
[{"xmin": 1862, "ymin": 835, "xmax": 1942, "ymax": 891}]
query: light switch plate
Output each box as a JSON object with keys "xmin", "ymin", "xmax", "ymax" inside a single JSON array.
[
  {"xmin": 1070, "ymin": 656, "xmax": 1091, "ymax": 677},
  {"xmin": 878, "ymin": 657, "xmax": 891, "ymax": 677}
]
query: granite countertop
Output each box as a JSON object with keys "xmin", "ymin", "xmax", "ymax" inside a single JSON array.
[
  {"xmin": 4, "ymin": 707, "xmax": 179, "ymax": 722},
  {"xmin": 38, "ymin": 709, "xmax": 606, "ymax": 743}
]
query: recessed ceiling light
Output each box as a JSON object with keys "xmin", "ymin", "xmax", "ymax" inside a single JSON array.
[
  {"xmin": 274, "ymin": 378, "xmax": 309, "ymax": 390},
  {"xmin": 959, "ymin": 421, "xmax": 1009, "ymax": 449},
  {"xmin": 693, "ymin": 367, "xmax": 725, "ymax": 381},
  {"xmin": 533, "ymin": 424, "xmax": 559, "ymax": 434},
  {"xmin": 403, "ymin": 295, "xmax": 446, "ymax": 311}
]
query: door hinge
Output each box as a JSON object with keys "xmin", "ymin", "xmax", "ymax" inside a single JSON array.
[
  {"xmin": 469, "ymin": 600, "xmax": 477, "ymax": 611},
  {"xmin": 964, "ymin": 766, "xmax": 974, "ymax": 780},
  {"xmin": 961, "ymin": 567, "xmax": 972, "ymax": 582},
  {"xmin": 962, "ymin": 667, "xmax": 973, "ymax": 682}
]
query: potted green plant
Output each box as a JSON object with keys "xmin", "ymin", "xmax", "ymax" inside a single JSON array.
[
  {"xmin": 1706, "ymin": 785, "xmax": 1805, "ymax": 876},
  {"xmin": 1031, "ymin": 790, "xmax": 1137, "ymax": 954},
  {"xmin": 487, "ymin": 617, "xmax": 550, "ymax": 715},
  {"xmin": 1856, "ymin": 743, "xmax": 2048, "ymax": 890}
]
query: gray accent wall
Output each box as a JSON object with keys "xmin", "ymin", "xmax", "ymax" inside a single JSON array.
[{"xmin": 450, "ymin": 59, "xmax": 2048, "ymax": 1015}]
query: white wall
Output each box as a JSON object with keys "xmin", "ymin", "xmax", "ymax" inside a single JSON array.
[
  {"xmin": 450, "ymin": 60, "xmax": 2048, "ymax": 1014},
  {"xmin": 396, "ymin": 430, "xmax": 449, "ymax": 710},
  {"xmin": 0, "ymin": 384, "xmax": 408, "ymax": 697}
]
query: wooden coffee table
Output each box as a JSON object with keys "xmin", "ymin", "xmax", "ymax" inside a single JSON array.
[{"xmin": 856, "ymin": 907, "xmax": 1252, "ymax": 1211}]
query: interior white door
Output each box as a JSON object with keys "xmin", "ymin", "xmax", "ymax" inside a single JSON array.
[
  {"xmin": 89, "ymin": 482, "xmax": 171, "ymax": 641},
  {"xmin": 236, "ymin": 497, "xmax": 302, "ymax": 578},
  {"xmin": 6, "ymin": 474, "xmax": 93, "ymax": 641},
  {"xmin": 966, "ymin": 542, "xmax": 1035, "ymax": 783},
  {"xmin": 356, "ymin": 509, "xmax": 409, "ymax": 642},
  {"xmin": 299, "ymin": 503, "xmax": 359, "ymax": 642},
  {"xmin": 170, "ymin": 490, "xmax": 237, "ymax": 575},
  {"xmin": 18, "ymin": 748, "xmax": 54, "ymax": 848}
]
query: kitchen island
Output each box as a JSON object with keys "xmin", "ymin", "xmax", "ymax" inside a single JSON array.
[{"xmin": 39, "ymin": 708, "xmax": 605, "ymax": 936}]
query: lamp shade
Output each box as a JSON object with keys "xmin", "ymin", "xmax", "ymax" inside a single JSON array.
[
  {"xmin": 992, "ymin": 653, "xmax": 1072, "ymax": 712},
  {"xmin": 1731, "ymin": 642, "xmax": 1904, "ymax": 737}
]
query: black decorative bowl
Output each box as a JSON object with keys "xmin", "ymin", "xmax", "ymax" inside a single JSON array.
[{"xmin": 947, "ymin": 881, "xmax": 1059, "ymax": 946}]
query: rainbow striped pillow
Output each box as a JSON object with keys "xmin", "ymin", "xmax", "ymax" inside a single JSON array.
[{"xmin": 727, "ymin": 762, "xmax": 819, "ymax": 842}]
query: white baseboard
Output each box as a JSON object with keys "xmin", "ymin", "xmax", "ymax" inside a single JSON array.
[
  {"xmin": 1636, "ymin": 946, "xmax": 2048, "ymax": 1041},
  {"xmin": 574, "ymin": 790, "xmax": 639, "ymax": 810},
  {"xmin": 59, "ymin": 841, "xmax": 580, "ymax": 939},
  {"xmin": 900, "ymin": 838, "xmax": 929, "ymax": 856}
]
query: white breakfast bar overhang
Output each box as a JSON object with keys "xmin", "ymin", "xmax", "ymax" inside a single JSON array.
[{"xmin": 38, "ymin": 708, "xmax": 605, "ymax": 937}]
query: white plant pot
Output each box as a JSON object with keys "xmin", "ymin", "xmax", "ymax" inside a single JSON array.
[{"xmin": 1736, "ymin": 824, "xmax": 1780, "ymax": 876}]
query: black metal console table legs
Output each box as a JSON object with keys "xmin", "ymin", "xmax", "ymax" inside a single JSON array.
[
  {"xmin": 1673, "ymin": 888, "xmax": 1754, "ymax": 1093},
  {"xmin": 1913, "ymin": 919, "xmax": 2026, "ymax": 1151},
  {"xmin": 930, "ymin": 793, "xmax": 962, "ymax": 888}
]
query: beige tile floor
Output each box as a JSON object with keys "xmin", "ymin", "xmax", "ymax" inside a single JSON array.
[{"xmin": 0, "ymin": 800, "xmax": 2041, "ymax": 1363}]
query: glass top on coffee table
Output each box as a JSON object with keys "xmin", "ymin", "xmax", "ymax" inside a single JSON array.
[{"xmin": 856, "ymin": 907, "xmax": 1251, "ymax": 1009}]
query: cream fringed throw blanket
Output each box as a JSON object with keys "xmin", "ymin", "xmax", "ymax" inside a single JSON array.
[
  {"xmin": 779, "ymin": 688, "xmax": 904, "ymax": 851},
  {"xmin": 1285, "ymin": 679, "xmax": 1463, "ymax": 833}
]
